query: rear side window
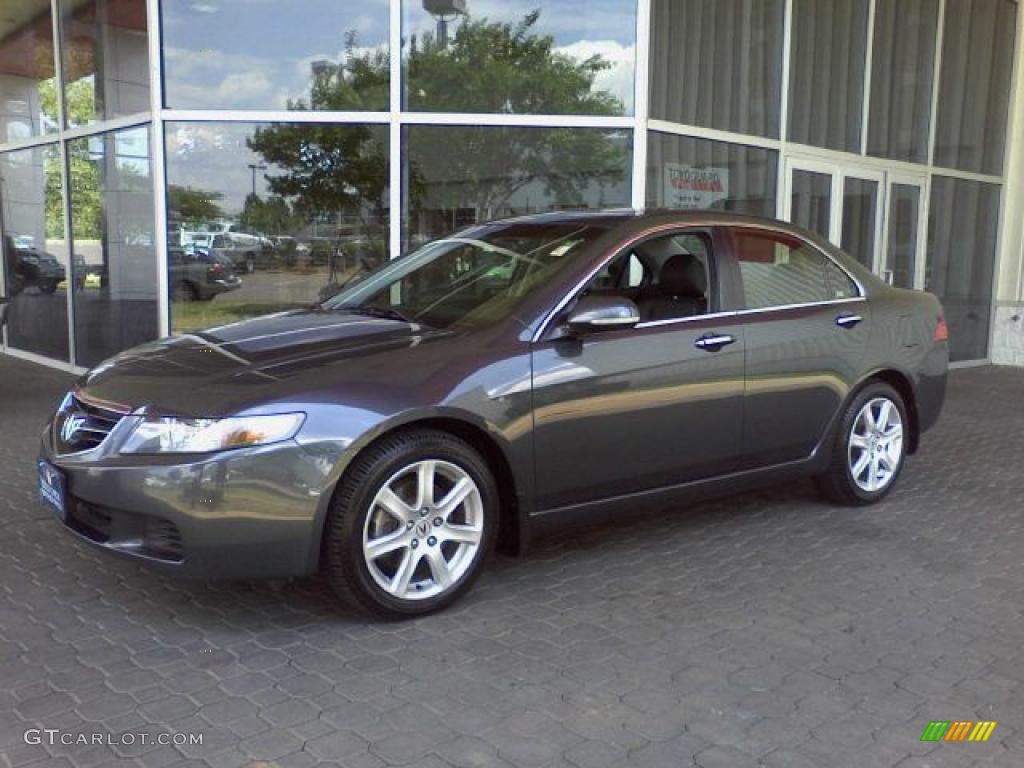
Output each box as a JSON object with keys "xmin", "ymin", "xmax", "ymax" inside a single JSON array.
[
  {"xmin": 735, "ymin": 230, "xmax": 857, "ymax": 310},
  {"xmin": 823, "ymin": 259, "xmax": 859, "ymax": 299}
]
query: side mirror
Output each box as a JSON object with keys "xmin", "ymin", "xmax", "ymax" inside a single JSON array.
[{"xmin": 565, "ymin": 294, "xmax": 640, "ymax": 333}]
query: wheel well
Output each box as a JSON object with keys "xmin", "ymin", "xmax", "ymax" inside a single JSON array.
[
  {"xmin": 866, "ymin": 370, "xmax": 919, "ymax": 454},
  {"xmin": 336, "ymin": 418, "xmax": 522, "ymax": 556}
]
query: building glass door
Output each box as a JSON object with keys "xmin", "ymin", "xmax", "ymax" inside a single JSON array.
[
  {"xmin": 881, "ymin": 177, "xmax": 927, "ymax": 289},
  {"xmin": 839, "ymin": 173, "xmax": 883, "ymax": 271},
  {"xmin": 785, "ymin": 159, "xmax": 835, "ymax": 240},
  {"xmin": 782, "ymin": 159, "xmax": 897, "ymax": 282}
]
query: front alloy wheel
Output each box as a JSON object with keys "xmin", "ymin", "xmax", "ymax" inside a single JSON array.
[
  {"xmin": 324, "ymin": 430, "xmax": 497, "ymax": 618},
  {"xmin": 363, "ymin": 460, "xmax": 484, "ymax": 600}
]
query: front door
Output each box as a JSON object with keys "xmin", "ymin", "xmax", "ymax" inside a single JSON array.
[{"xmin": 530, "ymin": 228, "xmax": 746, "ymax": 512}]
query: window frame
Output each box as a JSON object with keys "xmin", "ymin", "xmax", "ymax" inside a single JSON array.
[
  {"xmin": 632, "ymin": 229, "xmax": 718, "ymax": 326},
  {"xmin": 536, "ymin": 224, "xmax": 729, "ymax": 340},
  {"xmin": 724, "ymin": 225, "xmax": 866, "ymax": 313}
]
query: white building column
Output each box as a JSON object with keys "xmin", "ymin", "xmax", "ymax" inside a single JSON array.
[{"xmin": 992, "ymin": 5, "xmax": 1024, "ymax": 366}]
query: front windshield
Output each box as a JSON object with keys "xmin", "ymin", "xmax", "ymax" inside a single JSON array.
[{"xmin": 323, "ymin": 222, "xmax": 606, "ymax": 330}]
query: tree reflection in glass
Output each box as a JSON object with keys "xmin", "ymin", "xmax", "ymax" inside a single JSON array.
[{"xmin": 166, "ymin": 10, "xmax": 632, "ymax": 333}]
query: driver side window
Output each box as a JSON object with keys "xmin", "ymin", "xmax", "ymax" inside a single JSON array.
[
  {"xmin": 590, "ymin": 251, "xmax": 647, "ymax": 293},
  {"xmin": 583, "ymin": 232, "xmax": 713, "ymax": 323}
]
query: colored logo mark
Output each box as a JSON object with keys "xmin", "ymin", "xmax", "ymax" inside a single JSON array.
[{"xmin": 920, "ymin": 721, "xmax": 997, "ymax": 742}]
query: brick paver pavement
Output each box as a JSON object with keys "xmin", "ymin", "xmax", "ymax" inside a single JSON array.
[{"xmin": 0, "ymin": 354, "xmax": 1022, "ymax": 767}]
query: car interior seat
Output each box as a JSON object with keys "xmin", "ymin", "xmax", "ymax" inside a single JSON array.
[{"xmin": 637, "ymin": 253, "xmax": 708, "ymax": 321}]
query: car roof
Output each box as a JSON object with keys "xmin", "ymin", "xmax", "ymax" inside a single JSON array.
[
  {"xmin": 467, "ymin": 208, "xmax": 822, "ymax": 236},
  {"xmin": 457, "ymin": 208, "xmax": 880, "ymax": 291}
]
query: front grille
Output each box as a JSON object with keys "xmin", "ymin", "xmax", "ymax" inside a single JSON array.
[{"xmin": 54, "ymin": 393, "xmax": 128, "ymax": 455}]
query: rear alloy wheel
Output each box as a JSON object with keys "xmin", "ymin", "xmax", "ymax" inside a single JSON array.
[
  {"xmin": 816, "ymin": 382, "xmax": 908, "ymax": 505},
  {"xmin": 848, "ymin": 397, "xmax": 904, "ymax": 493},
  {"xmin": 323, "ymin": 430, "xmax": 497, "ymax": 618}
]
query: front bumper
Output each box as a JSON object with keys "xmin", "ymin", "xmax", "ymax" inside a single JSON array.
[{"xmin": 39, "ymin": 426, "xmax": 338, "ymax": 580}]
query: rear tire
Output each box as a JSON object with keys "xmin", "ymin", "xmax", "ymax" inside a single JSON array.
[
  {"xmin": 815, "ymin": 382, "xmax": 908, "ymax": 506},
  {"xmin": 172, "ymin": 280, "xmax": 198, "ymax": 302},
  {"xmin": 323, "ymin": 430, "xmax": 498, "ymax": 619}
]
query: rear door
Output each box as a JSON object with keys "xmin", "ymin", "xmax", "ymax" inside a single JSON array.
[{"xmin": 725, "ymin": 227, "xmax": 870, "ymax": 467}]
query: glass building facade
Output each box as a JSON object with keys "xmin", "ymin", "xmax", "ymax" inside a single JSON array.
[{"xmin": 0, "ymin": 0, "xmax": 1020, "ymax": 366}]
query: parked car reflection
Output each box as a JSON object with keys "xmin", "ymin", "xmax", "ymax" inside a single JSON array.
[
  {"xmin": 3, "ymin": 235, "xmax": 66, "ymax": 295},
  {"xmin": 207, "ymin": 232, "xmax": 278, "ymax": 273},
  {"xmin": 169, "ymin": 246, "xmax": 242, "ymax": 302}
]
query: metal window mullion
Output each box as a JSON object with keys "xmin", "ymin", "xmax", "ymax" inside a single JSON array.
[
  {"xmin": 55, "ymin": 139, "xmax": 77, "ymax": 371},
  {"xmin": 397, "ymin": 112, "xmax": 635, "ymax": 128},
  {"xmin": 160, "ymin": 109, "xmax": 391, "ymax": 124},
  {"xmin": 927, "ymin": 0, "xmax": 947, "ymax": 167},
  {"xmin": 916, "ymin": 175, "xmax": 931, "ymax": 290},
  {"xmin": 631, "ymin": 0, "xmax": 652, "ymax": 209},
  {"xmin": 777, "ymin": 0, "xmax": 795, "ymax": 219},
  {"xmin": 780, "ymin": 0, "xmax": 793, "ymax": 143},
  {"xmin": 51, "ymin": 0, "xmax": 78, "ymax": 371},
  {"xmin": 0, "ymin": 134, "xmax": 61, "ymax": 153},
  {"xmin": 146, "ymin": 0, "xmax": 168, "ymax": 337},
  {"xmin": 861, "ymin": 0, "xmax": 877, "ymax": 156},
  {"xmin": 61, "ymin": 113, "xmax": 152, "ymax": 140},
  {"xmin": 783, "ymin": 137, "xmax": 1001, "ymax": 181},
  {"xmin": 647, "ymin": 119, "xmax": 782, "ymax": 150},
  {"xmin": 389, "ymin": 0, "xmax": 401, "ymax": 260},
  {"xmin": 829, "ymin": 167, "xmax": 844, "ymax": 246}
]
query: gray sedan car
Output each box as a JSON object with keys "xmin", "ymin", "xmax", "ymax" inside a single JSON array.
[{"xmin": 38, "ymin": 210, "xmax": 948, "ymax": 618}]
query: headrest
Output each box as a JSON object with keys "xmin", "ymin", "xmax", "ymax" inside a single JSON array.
[{"xmin": 659, "ymin": 253, "xmax": 707, "ymax": 298}]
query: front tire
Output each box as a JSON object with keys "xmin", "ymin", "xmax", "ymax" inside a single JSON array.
[
  {"xmin": 816, "ymin": 382, "xmax": 908, "ymax": 506},
  {"xmin": 323, "ymin": 430, "xmax": 498, "ymax": 618}
]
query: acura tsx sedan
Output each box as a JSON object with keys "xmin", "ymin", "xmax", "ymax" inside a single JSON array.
[{"xmin": 38, "ymin": 210, "xmax": 948, "ymax": 618}]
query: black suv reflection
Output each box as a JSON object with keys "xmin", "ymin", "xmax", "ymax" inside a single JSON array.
[{"xmin": 4, "ymin": 235, "xmax": 66, "ymax": 295}]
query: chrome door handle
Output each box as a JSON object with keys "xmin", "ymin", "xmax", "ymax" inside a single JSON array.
[
  {"xmin": 836, "ymin": 313, "xmax": 863, "ymax": 328},
  {"xmin": 694, "ymin": 333, "xmax": 736, "ymax": 351}
]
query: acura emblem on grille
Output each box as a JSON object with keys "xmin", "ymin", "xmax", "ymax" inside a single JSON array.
[{"xmin": 60, "ymin": 414, "xmax": 86, "ymax": 444}]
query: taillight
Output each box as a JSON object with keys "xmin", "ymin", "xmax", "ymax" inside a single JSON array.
[{"xmin": 934, "ymin": 316, "xmax": 949, "ymax": 342}]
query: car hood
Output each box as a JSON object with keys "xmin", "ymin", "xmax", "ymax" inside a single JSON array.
[{"xmin": 79, "ymin": 309, "xmax": 452, "ymax": 416}]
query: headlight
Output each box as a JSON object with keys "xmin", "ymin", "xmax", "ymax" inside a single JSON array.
[{"xmin": 120, "ymin": 413, "xmax": 304, "ymax": 454}]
